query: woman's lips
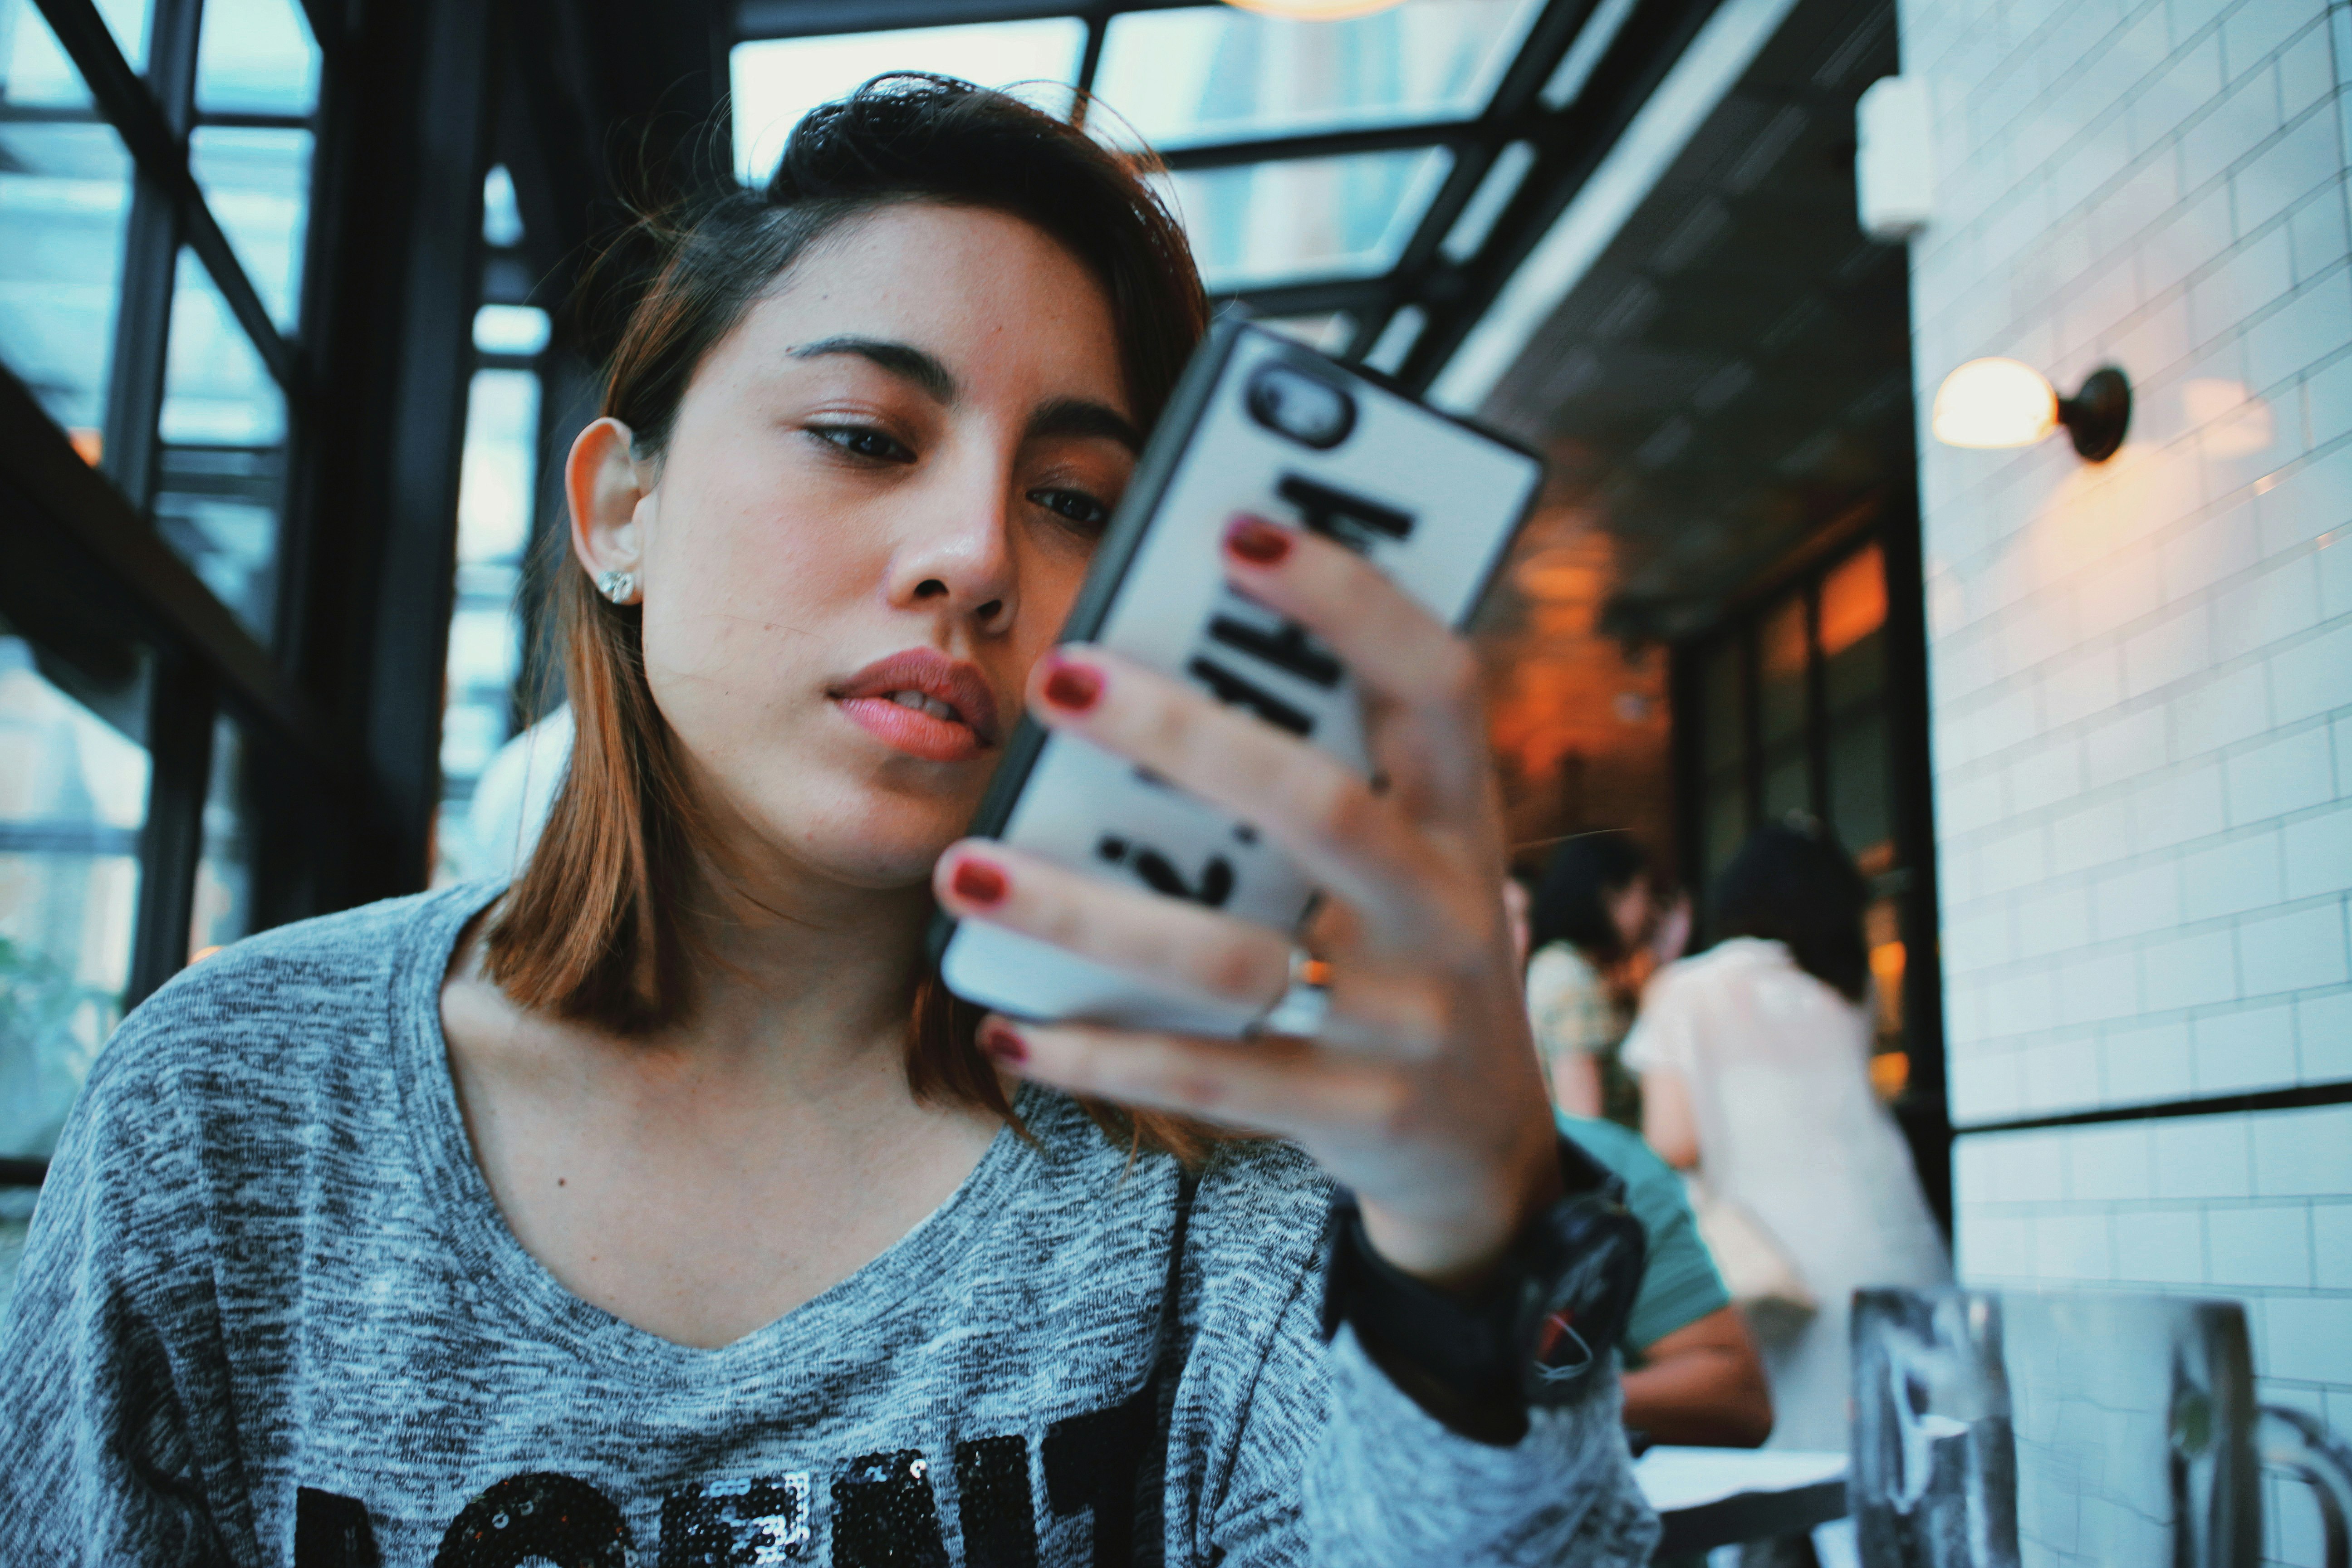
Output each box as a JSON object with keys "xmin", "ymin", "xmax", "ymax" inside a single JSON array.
[{"xmin": 830, "ymin": 648, "xmax": 1000, "ymax": 764}]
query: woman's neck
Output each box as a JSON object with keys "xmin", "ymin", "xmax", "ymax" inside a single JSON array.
[{"xmin": 661, "ymin": 860, "xmax": 936, "ymax": 1077}]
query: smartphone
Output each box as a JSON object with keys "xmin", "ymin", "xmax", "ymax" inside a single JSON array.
[{"xmin": 928, "ymin": 319, "xmax": 1544, "ymax": 1036}]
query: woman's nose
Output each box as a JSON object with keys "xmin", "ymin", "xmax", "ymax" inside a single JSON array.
[{"xmin": 886, "ymin": 470, "xmax": 1019, "ymax": 633}]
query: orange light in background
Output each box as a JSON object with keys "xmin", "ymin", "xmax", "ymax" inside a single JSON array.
[
  {"xmin": 1819, "ymin": 543, "xmax": 1887, "ymax": 656},
  {"xmin": 1869, "ymin": 1051, "xmax": 1910, "ymax": 1099},
  {"xmin": 69, "ymin": 428, "xmax": 103, "ymax": 466},
  {"xmin": 189, "ymin": 945, "xmax": 224, "ymax": 964},
  {"xmin": 1870, "ymin": 935, "xmax": 1906, "ymax": 1037}
]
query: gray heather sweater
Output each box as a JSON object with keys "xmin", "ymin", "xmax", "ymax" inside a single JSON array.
[{"xmin": 0, "ymin": 885, "xmax": 1659, "ymax": 1566}]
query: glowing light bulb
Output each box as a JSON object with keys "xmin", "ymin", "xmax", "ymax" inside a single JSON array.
[{"xmin": 1932, "ymin": 358, "xmax": 2061, "ymax": 449}]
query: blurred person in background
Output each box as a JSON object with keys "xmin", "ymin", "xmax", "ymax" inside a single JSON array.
[
  {"xmin": 1560, "ymin": 1109, "xmax": 1773, "ymax": 1450},
  {"xmin": 1622, "ymin": 818, "xmax": 1949, "ymax": 1452},
  {"xmin": 1505, "ymin": 880, "xmax": 1771, "ymax": 1450},
  {"xmin": 1523, "ymin": 832, "xmax": 1687, "ymax": 1127}
]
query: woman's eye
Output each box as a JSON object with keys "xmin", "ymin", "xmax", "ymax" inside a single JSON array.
[
  {"xmin": 811, "ymin": 425, "xmax": 915, "ymax": 464},
  {"xmin": 1029, "ymin": 488, "xmax": 1112, "ymax": 531}
]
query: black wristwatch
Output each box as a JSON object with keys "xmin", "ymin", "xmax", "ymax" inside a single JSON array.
[{"xmin": 1318, "ymin": 1134, "xmax": 1646, "ymax": 1428}]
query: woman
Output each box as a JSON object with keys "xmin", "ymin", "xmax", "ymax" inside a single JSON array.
[
  {"xmin": 1623, "ymin": 818, "xmax": 1949, "ymax": 1452},
  {"xmin": 1522, "ymin": 832, "xmax": 1679, "ymax": 1127},
  {"xmin": 0, "ymin": 79, "xmax": 1654, "ymax": 1563}
]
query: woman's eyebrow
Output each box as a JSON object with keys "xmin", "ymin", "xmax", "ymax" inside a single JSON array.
[
  {"xmin": 786, "ymin": 336, "xmax": 958, "ymax": 404},
  {"xmin": 1029, "ymin": 397, "xmax": 1142, "ymax": 454}
]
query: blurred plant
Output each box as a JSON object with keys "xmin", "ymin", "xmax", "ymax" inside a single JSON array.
[{"xmin": 0, "ymin": 935, "xmax": 105, "ymax": 1158}]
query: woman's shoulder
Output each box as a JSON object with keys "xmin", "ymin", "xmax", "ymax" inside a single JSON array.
[
  {"xmin": 88, "ymin": 886, "xmax": 474, "ymax": 1100},
  {"xmin": 1526, "ymin": 941, "xmax": 1601, "ymax": 992},
  {"xmin": 1024, "ymin": 1099, "xmax": 1332, "ymax": 1278},
  {"xmin": 1655, "ymin": 936, "xmax": 1789, "ymax": 990}
]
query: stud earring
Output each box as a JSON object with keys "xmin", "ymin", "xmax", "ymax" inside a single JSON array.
[{"xmin": 595, "ymin": 569, "xmax": 638, "ymax": 604}]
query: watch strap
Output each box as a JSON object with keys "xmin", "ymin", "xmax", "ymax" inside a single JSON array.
[{"xmin": 1317, "ymin": 1134, "xmax": 1647, "ymax": 1425}]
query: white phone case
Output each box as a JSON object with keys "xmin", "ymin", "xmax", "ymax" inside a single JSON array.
[{"xmin": 930, "ymin": 320, "xmax": 1543, "ymax": 1035}]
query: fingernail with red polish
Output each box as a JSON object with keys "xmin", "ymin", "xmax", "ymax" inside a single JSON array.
[
  {"xmin": 1041, "ymin": 657, "xmax": 1102, "ymax": 713},
  {"xmin": 1225, "ymin": 515, "xmax": 1292, "ymax": 566},
  {"xmin": 951, "ymin": 858, "xmax": 1007, "ymax": 906},
  {"xmin": 977, "ymin": 1019, "xmax": 1028, "ymax": 1067}
]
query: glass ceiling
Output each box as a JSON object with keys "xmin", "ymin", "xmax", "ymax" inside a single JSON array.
[
  {"xmin": 1091, "ymin": 0, "xmax": 1544, "ymax": 150},
  {"xmin": 732, "ymin": 19, "xmax": 1088, "ymax": 183},
  {"xmin": 1164, "ymin": 146, "xmax": 1454, "ymax": 293},
  {"xmin": 729, "ymin": 0, "xmax": 1559, "ymax": 343}
]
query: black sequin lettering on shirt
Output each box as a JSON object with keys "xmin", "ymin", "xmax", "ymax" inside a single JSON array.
[
  {"xmin": 660, "ymin": 1474, "xmax": 813, "ymax": 1564},
  {"xmin": 294, "ymin": 1487, "xmax": 379, "ymax": 1568},
  {"xmin": 954, "ymin": 1435, "xmax": 1038, "ymax": 1568},
  {"xmin": 433, "ymin": 1472, "xmax": 630, "ymax": 1568},
  {"xmin": 831, "ymin": 1450, "xmax": 947, "ymax": 1568},
  {"xmin": 1044, "ymin": 1385, "xmax": 1156, "ymax": 1568}
]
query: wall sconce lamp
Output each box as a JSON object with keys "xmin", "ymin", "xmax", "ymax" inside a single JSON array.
[{"xmin": 1931, "ymin": 358, "xmax": 2132, "ymax": 462}]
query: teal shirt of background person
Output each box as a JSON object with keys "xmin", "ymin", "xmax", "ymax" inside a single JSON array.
[{"xmin": 1558, "ymin": 1112, "xmax": 1730, "ymax": 1359}]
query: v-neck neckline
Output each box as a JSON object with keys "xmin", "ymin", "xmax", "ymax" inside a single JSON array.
[{"xmin": 390, "ymin": 883, "xmax": 1044, "ymax": 1377}]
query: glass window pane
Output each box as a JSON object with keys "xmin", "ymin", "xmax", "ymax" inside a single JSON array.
[
  {"xmin": 1257, "ymin": 312, "xmax": 1354, "ymax": 354},
  {"xmin": 1703, "ymin": 777, "xmax": 1745, "ymax": 882},
  {"xmin": 474, "ymin": 303, "xmax": 549, "ymax": 357},
  {"xmin": 1700, "ymin": 637, "xmax": 1742, "ymax": 780},
  {"xmin": 730, "ymin": 21, "xmax": 1086, "ymax": 184},
  {"xmin": 157, "ymin": 249, "xmax": 288, "ymax": 639},
  {"xmin": 1823, "ymin": 543, "xmax": 1889, "ymax": 713},
  {"xmin": 0, "ymin": 0, "xmax": 148, "ymax": 107},
  {"xmin": 1166, "ymin": 146, "xmax": 1452, "ymax": 293},
  {"xmin": 194, "ymin": 0, "xmax": 321, "ymax": 117},
  {"xmin": 1758, "ymin": 593, "xmax": 1808, "ymax": 746},
  {"xmin": 190, "ymin": 715, "xmax": 250, "ymax": 960},
  {"xmin": 0, "ymin": 116, "xmax": 134, "ymax": 450},
  {"xmin": 1864, "ymin": 892, "xmax": 1905, "ymax": 1066},
  {"xmin": 189, "ymin": 125, "xmax": 311, "ymax": 331},
  {"xmin": 436, "ymin": 368, "xmax": 541, "ymax": 886},
  {"xmin": 1761, "ymin": 744, "xmax": 1808, "ymax": 821},
  {"xmin": 0, "ymin": 632, "xmax": 148, "ymax": 1165},
  {"xmin": 1829, "ymin": 706, "xmax": 1891, "ymax": 867},
  {"xmin": 1093, "ymin": 0, "xmax": 1543, "ymax": 151}
]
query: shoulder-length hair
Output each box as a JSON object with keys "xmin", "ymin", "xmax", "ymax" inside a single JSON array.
[
  {"xmin": 485, "ymin": 75, "xmax": 1211, "ymax": 1156},
  {"xmin": 1528, "ymin": 831, "xmax": 1650, "ymax": 967},
  {"xmin": 1711, "ymin": 817, "xmax": 1872, "ymax": 1002}
]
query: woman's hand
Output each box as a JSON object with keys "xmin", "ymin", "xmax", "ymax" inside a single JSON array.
[{"xmin": 932, "ymin": 516, "xmax": 1561, "ymax": 1292}]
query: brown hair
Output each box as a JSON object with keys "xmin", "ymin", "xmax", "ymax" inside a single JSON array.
[{"xmin": 486, "ymin": 76, "xmax": 1213, "ymax": 1158}]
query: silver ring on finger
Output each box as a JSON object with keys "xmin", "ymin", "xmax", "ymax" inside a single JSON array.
[{"xmin": 1249, "ymin": 946, "xmax": 1332, "ymax": 1039}]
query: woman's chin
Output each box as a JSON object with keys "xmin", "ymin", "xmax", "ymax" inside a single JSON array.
[{"xmin": 750, "ymin": 793, "xmax": 977, "ymax": 894}]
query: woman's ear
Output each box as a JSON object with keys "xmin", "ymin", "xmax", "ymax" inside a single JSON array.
[{"xmin": 568, "ymin": 417, "xmax": 652, "ymax": 602}]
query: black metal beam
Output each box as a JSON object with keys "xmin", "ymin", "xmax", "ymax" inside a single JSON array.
[
  {"xmin": 736, "ymin": 0, "xmax": 1196, "ymax": 40},
  {"xmin": 1218, "ymin": 278, "xmax": 1392, "ymax": 322},
  {"xmin": 294, "ymin": 0, "xmax": 343, "ymax": 53},
  {"xmin": 1398, "ymin": 0, "xmax": 1732, "ymax": 393},
  {"xmin": 127, "ymin": 652, "xmax": 214, "ymax": 1006},
  {"xmin": 281, "ymin": 0, "xmax": 495, "ymax": 900},
  {"xmin": 0, "ymin": 363, "xmax": 332, "ymax": 761},
  {"xmin": 1158, "ymin": 119, "xmax": 1476, "ymax": 173},
  {"xmin": 95, "ymin": 0, "xmax": 201, "ymax": 514},
  {"xmin": 32, "ymin": 0, "xmax": 302, "ymax": 395}
]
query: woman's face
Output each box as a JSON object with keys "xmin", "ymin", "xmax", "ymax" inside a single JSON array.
[
  {"xmin": 585, "ymin": 202, "xmax": 1139, "ymax": 893},
  {"xmin": 1604, "ymin": 872, "xmax": 1653, "ymax": 952}
]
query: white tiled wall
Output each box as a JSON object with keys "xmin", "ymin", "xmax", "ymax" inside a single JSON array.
[{"xmin": 1900, "ymin": 0, "xmax": 2352, "ymax": 1556}]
